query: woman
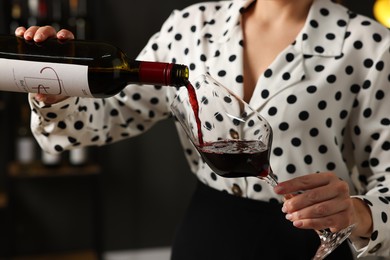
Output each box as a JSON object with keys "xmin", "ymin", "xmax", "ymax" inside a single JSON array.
[{"xmin": 16, "ymin": 0, "xmax": 389, "ymax": 259}]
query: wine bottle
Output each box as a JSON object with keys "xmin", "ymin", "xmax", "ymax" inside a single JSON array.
[{"xmin": 0, "ymin": 35, "xmax": 189, "ymax": 98}]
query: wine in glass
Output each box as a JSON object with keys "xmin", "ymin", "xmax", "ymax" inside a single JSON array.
[{"xmin": 171, "ymin": 74, "xmax": 355, "ymax": 259}]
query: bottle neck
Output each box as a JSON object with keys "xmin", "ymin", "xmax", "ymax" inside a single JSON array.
[{"xmin": 134, "ymin": 60, "xmax": 189, "ymax": 87}]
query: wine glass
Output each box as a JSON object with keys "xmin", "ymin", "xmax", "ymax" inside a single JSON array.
[{"xmin": 170, "ymin": 74, "xmax": 355, "ymax": 260}]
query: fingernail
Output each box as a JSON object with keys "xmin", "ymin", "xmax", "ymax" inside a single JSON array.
[
  {"xmin": 293, "ymin": 220, "xmax": 303, "ymax": 228},
  {"xmin": 285, "ymin": 214, "xmax": 292, "ymax": 220},
  {"xmin": 15, "ymin": 28, "xmax": 23, "ymax": 35},
  {"xmin": 34, "ymin": 34, "xmax": 42, "ymax": 41},
  {"xmin": 274, "ymin": 185, "xmax": 284, "ymax": 194},
  {"xmin": 25, "ymin": 33, "xmax": 33, "ymax": 40},
  {"xmin": 281, "ymin": 206, "xmax": 287, "ymax": 213},
  {"xmin": 34, "ymin": 94, "xmax": 46, "ymax": 102}
]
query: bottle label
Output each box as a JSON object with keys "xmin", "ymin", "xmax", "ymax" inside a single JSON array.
[{"xmin": 0, "ymin": 58, "xmax": 92, "ymax": 97}]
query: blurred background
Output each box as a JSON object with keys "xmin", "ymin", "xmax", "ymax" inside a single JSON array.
[{"xmin": 0, "ymin": 0, "xmax": 388, "ymax": 259}]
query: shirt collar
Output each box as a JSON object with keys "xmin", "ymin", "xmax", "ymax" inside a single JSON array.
[
  {"xmin": 203, "ymin": 0, "xmax": 349, "ymax": 57},
  {"xmin": 200, "ymin": 0, "xmax": 252, "ymax": 43},
  {"xmin": 297, "ymin": 0, "xmax": 349, "ymax": 57}
]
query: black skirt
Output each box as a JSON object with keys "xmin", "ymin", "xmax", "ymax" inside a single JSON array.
[{"xmin": 171, "ymin": 181, "xmax": 353, "ymax": 260}]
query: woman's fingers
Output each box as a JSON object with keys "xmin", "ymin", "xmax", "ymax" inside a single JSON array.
[
  {"xmin": 31, "ymin": 26, "xmax": 58, "ymax": 42},
  {"xmin": 276, "ymin": 172, "xmax": 354, "ymax": 232},
  {"xmin": 14, "ymin": 26, "xmax": 74, "ymax": 42},
  {"xmin": 57, "ymin": 29, "xmax": 75, "ymax": 40},
  {"xmin": 284, "ymin": 196, "xmax": 354, "ymax": 232},
  {"xmin": 33, "ymin": 93, "xmax": 69, "ymax": 105},
  {"xmin": 15, "ymin": 26, "xmax": 27, "ymax": 37},
  {"xmin": 283, "ymin": 178, "xmax": 350, "ymax": 211}
]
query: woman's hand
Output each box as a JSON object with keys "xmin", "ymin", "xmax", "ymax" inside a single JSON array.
[
  {"xmin": 274, "ymin": 172, "xmax": 373, "ymax": 238},
  {"xmin": 15, "ymin": 26, "xmax": 75, "ymax": 104},
  {"xmin": 15, "ymin": 25, "xmax": 74, "ymax": 42}
]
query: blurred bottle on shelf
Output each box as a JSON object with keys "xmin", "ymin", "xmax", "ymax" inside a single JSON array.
[
  {"xmin": 68, "ymin": 0, "xmax": 87, "ymax": 39},
  {"xmin": 8, "ymin": 0, "xmax": 92, "ymax": 41},
  {"xmin": 41, "ymin": 150, "xmax": 62, "ymax": 168},
  {"xmin": 27, "ymin": 0, "xmax": 37, "ymax": 26},
  {"xmin": 28, "ymin": 0, "xmax": 48, "ymax": 26},
  {"xmin": 9, "ymin": 0, "xmax": 27, "ymax": 33},
  {"xmin": 69, "ymin": 147, "xmax": 88, "ymax": 167},
  {"xmin": 15, "ymin": 104, "xmax": 36, "ymax": 164},
  {"xmin": 51, "ymin": 0, "xmax": 64, "ymax": 31}
]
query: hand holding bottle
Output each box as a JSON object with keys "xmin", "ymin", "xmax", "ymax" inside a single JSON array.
[
  {"xmin": 2, "ymin": 26, "xmax": 188, "ymax": 98},
  {"xmin": 15, "ymin": 26, "xmax": 74, "ymax": 104}
]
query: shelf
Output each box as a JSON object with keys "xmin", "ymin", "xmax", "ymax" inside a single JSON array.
[
  {"xmin": 7, "ymin": 162, "xmax": 101, "ymax": 179},
  {"xmin": 12, "ymin": 250, "xmax": 98, "ymax": 260}
]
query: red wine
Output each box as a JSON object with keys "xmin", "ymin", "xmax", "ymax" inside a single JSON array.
[
  {"xmin": 186, "ymin": 82, "xmax": 204, "ymax": 145},
  {"xmin": 0, "ymin": 35, "xmax": 189, "ymax": 97},
  {"xmin": 197, "ymin": 140, "xmax": 271, "ymax": 178}
]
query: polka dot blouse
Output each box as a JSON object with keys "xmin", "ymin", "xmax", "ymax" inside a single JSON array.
[{"xmin": 29, "ymin": 0, "xmax": 390, "ymax": 257}]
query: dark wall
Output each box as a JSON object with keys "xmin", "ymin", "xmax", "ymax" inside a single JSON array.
[{"xmin": 344, "ymin": 0, "xmax": 375, "ymax": 18}]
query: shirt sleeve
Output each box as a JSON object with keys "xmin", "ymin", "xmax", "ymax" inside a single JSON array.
[
  {"xmin": 347, "ymin": 43, "xmax": 390, "ymax": 258},
  {"xmin": 28, "ymin": 11, "xmax": 181, "ymax": 154}
]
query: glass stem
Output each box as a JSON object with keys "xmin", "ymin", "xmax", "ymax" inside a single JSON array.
[{"xmin": 263, "ymin": 171, "xmax": 279, "ymax": 188}]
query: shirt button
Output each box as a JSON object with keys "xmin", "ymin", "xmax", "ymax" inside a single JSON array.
[
  {"xmin": 368, "ymin": 243, "xmax": 382, "ymax": 254},
  {"xmin": 231, "ymin": 184, "xmax": 243, "ymax": 197}
]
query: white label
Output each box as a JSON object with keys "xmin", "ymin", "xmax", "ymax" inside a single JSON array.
[{"xmin": 0, "ymin": 58, "xmax": 92, "ymax": 97}]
